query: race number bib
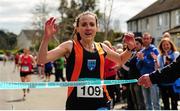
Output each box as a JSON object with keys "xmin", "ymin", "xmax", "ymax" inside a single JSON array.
[
  {"xmin": 21, "ymin": 66, "xmax": 30, "ymax": 72},
  {"xmin": 77, "ymin": 85, "xmax": 103, "ymax": 98}
]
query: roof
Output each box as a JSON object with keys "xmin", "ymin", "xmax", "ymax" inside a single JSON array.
[
  {"xmin": 19, "ymin": 29, "xmax": 43, "ymax": 40},
  {"xmin": 165, "ymin": 25, "xmax": 180, "ymax": 34},
  {"xmin": 127, "ymin": 0, "xmax": 180, "ymax": 22}
]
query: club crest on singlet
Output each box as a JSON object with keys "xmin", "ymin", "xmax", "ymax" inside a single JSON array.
[{"xmin": 87, "ymin": 59, "xmax": 96, "ymax": 71}]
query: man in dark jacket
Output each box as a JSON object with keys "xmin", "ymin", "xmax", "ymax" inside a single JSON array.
[{"xmin": 138, "ymin": 55, "xmax": 180, "ymax": 88}]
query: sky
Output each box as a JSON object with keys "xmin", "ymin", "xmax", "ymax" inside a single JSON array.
[{"xmin": 0, "ymin": 0, "xmax": 157, "ymax": 35}]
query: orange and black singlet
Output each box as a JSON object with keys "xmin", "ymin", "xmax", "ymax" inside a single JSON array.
[{"xmin": 65, "ymin": 40, "xmax": 111, "ymax": 110}]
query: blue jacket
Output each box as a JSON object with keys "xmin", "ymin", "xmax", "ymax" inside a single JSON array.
[
  {"xmin": 136, "ymin": 44, "xmax": 159, "ymax": 75},
  {"xmin": 158, "ymin": 51, "xmax": 179, "ymax": 70}
]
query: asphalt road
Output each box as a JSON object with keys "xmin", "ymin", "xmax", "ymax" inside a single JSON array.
[
  {"xmin": 0, "ymin": 61, "xmax": 126, "ymax": 110},
  {"xmin": 2, "ymin": 61, "xmax": 178, "ymax": 110},
  {"xmin": 0, "ymin": 61, "xmax": 67, "ymax": 110}
]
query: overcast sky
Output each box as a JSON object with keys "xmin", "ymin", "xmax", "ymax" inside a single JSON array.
[{"xmin": 0, "ymin": 0, "xmax": 157, "ymax": 35}]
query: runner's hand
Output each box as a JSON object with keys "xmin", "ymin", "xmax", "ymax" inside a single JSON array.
[
  {"xmin": 123, "ymin": 32, "xmax": 136, "ymax": 51},
  {"xmin": 44, "ymin": 17, "xmax": 58, "ymax": 40},
  {"xmin": 138, "ymin": 74, "xmax": 152, "ymax": 88}
]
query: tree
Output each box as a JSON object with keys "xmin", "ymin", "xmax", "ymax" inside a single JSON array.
[
  {"xmin": 58, "ymin": 0, "xmax": 68, "ymax": 20},
  {"xmin": 31, "ymin": 0, "xmax": 50, "ymax": 53},
  {"xmin": 7, "ymin": 32, "xmax": 17, "ymax": 49},
  {"xmin": 80, "ymin": 0, "xmax": 97, "ymax": 11},
  {"xmin": 99, "ymin": 0, "xmax": 114, "ymax": 41},
  {"xmin": 0, "ymin": 30, "xmax": 8, "ymax": 50},
  {"xmin": 113, "ymin": 19, "xmax": 122, "ymax": 32},
  {"xmin": 0, "ymin": 30, "xmax": 17, "ymax": 50},
  {"xmin": 57, "ymin": 0, "xmax": 78, "ymax": 42},
  {"xmin": 31, "ymin": 0, "xmax": 49, "ymax": 30}
]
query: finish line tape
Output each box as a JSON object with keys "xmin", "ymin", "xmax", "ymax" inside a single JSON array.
[{"xmin": 0, "ymin": 79, "xmax": 137, "ymax": 90}]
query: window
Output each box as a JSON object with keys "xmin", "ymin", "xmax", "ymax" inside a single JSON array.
[
  {"xmin": 141, "ymin": 19, "xmax": 146, "ymax": 31},
  {"xmin": 145, "ymin": 18, "xmax": 149, "ymax": 30},
  {"xmin": 132, "ymin": 21, "xmax": 137, "ymax": 32},
  {"xmin": 177, "ymin": 34, "xmax": 180, "ymax": 48},
  {"xmin": 176, "ymin": 10, "xmax": 180, "ymax": 25},
  {"xmin": 128, "ymin": 22, "xmax": 132, "ymax": 31},
  {"xmin": 157, "ymin": 14, "xmax": 162, "ymax": 26},
  {"xmin": 139, "ymin": 20, "xmax": 142, "ymax": 31},
  {"xmin": 164, "ymin": 13, "xmax": 169, "ymax": 26}
]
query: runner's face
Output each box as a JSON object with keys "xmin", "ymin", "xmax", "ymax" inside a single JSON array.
[
  {"xmin": 23, "ymin": 48, "xmax": 29, "ymax": 54},
  {"xmin": 77, "ymin": 14, "xmax": 97, "ymax": 41}
]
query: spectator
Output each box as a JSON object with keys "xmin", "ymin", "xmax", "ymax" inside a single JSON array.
[
  {"xmin": 156, "ymin": 38, "xmax": 179, "ymax": 110},
  {"xmin": 136, "ymin": 33, "xmax": 160, "ymax": 110},
  {"xmin": 44, "ymin": 61, "xmax": 53, "ymax": 82},
  {"xmin": 128, "ymin": 37, "xmax": 145, "ymax": 110},
  {"xmin": 103, "ymin": 40, "xmax": 120, "ymax": 107},
  {"xmin": 54, "ymin": 57, "xmax": 66, "ymax": 82}
]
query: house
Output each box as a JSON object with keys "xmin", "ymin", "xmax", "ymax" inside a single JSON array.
[
  {"xmin": 127, "ymin": 0, "xmax": 180, "ymax": 50},
  {"xmin": 17, "ymin": 30, "xmax": 43, "ymax": 50}
]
